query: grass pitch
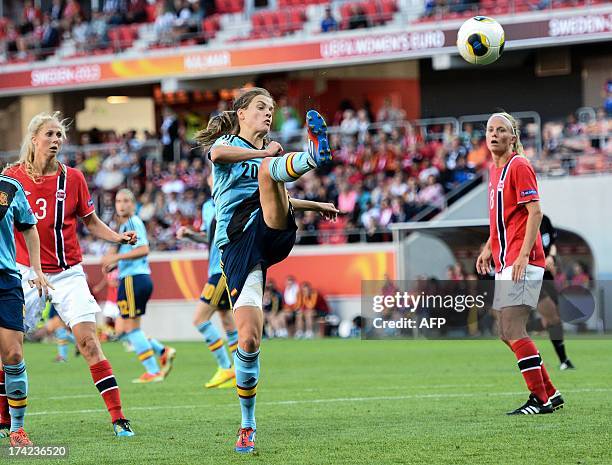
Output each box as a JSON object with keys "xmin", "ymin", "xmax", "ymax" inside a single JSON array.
[{"xmin": 11, "ymin": 337, "xmax": 612, "ymax": 465}]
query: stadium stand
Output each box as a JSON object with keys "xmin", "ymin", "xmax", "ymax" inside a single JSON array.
[
  {"xmin": 1, "ymin": 105, "xmax": 608, "ymax": 252},
  {"xmin": 2, "ymin": 0, "xmax": 600, "ymax": 63}
]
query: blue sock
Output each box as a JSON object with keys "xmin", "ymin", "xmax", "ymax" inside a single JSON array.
[
  {"xmin": 66, "ymin": 331, "xmax": 75, "ymax": 344},
  {"xmin": 197, "ymin": 321, "xmax": 231, "ymax": 369},
  {"xmin": 268, "ymin": 152, "xmax": 315, "ymax": 182},
  {"xmin": 4, "ymin": 361, "xmax": 27, "ymax": 432},
  {"xmin": 127, "ymin": 329, "xmax": 160, "ymax": 375},
  {"xmin": 148, "ymin": 338, "xmax": 166, "ymax": 357},
  {"xmin": 227, "ymin": 330, "xmax": 239, "ymax": 358},
  {"xmin": 55, "ymin": 328, "xmax": 69, "ymax": 360},
  {"xmin": 235, "ymin": 348, "xmax": 260, "ymax": 429}
]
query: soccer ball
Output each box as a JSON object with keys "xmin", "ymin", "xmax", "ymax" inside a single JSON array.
[{"xmin": 456, "ymin": 16, "xmax": 505, "ymax": 65}]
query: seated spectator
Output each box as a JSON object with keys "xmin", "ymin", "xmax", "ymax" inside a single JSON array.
[
  {"xmin": 348, "ymin": 5, "xmax": 369, "ymax": 29},
  {"xmin": 72, "ymin": 15, "xmax": 89, "ymax": 51},
  {"xmin": 104, "ymin": 0, "xmax": 127, "ymax": 25},
  {"xmin": 320, "ymin": 6, "xmax": 338, "ymax": 33},
  {"xmin": 21, "ymin": 0, "xmax": 41, "ymax": 35},
  {"xmin": 49, "ymin": 0, "xmax": 63, "ymax": 22},
  {"xmin": 418, "ymin": 175, "xmax": 445, "ymax": 210},
  {"xmin": 263, "ymin": 280, "xmax": 286, "ymax": 338},
  {"xmin": 126, "ymin": 0, "xmax": 148, "ymax": 24},
  {"xmin": 40, "ymin": 15, "xmax": 60, "ymax": 54},
  {"xmin": 295, "ymin": 282, "xmax": 329, "ymax": 339},
  {"xmin": 62, "ymin": 0, "xmax": 82, "ymax": 28}
]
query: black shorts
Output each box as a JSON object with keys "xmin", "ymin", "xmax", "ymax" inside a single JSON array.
[
  {"xmin": 0, "ymin": 283, "xmax": 25, "ymax": 332},
  {"xmin": 48, "ymin": 304, "xmax": 59, "ymax": 319},
  {"xmin": 118, "ymin": 274, "xmax": 153, "ymax": 319},
  {"xmin": 221, "ymin": 208, "xmax": 297, "ymax": 309},
  {"xmin": 200, "ymin": 273, "xmax": 231, "ymax": 311},
  {"xmin": 538, "ymin": 269, "xmax": 558, "ymax": 304}
]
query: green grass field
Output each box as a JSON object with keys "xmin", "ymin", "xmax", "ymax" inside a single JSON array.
[{"xmin": 8, "ymin": 338, "xmax": 612, "ymax": 465}]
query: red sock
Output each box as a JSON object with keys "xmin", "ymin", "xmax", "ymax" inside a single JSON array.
[
  {"xmin": 89, "ymin": 360, "xmax": 125, "ymax": 423},
  {"xmin": 0, "ymin": 370, "xmax": 9, "ymax": 425},
  {"xmin": 510, "ymin": 338, "xmax": 549, "ymax": 403},
  {"xmin": 539, "ymin": 356, "xmax": 557, "ymax": 398}
]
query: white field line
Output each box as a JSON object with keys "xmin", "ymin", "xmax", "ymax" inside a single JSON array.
[
  {"xmin": 36, "ymin": 383, "xmax": 500, "ymax": 401},
  {"xmin": 27, "ymin": 387, "xmax": 612, "ymax": 417}
]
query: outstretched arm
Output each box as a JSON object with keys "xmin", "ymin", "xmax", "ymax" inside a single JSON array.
[
  {"xmin": 210, "ymin": 141, "xmax": 282, "ymax": 163},
  {"xmin": 289, "ymin": 198, "xmax": 341, "ymax": 221},
  {"xmin": 176, "ymin": 226, "xmax": 209, "ymax": 244},
  {"xmin": 82, "ymin": 212, "xmax": 137, "ymax": 245}
]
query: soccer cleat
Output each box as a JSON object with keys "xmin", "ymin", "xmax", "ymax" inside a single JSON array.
[
  {"xmin": 113, "ymin": 418, "xmax": 135, "ymax": 437},
  {"xmin": 132, "ymin": 372, "xmax": 165, "ymax": 384},
  {"xmin": 560, "ymin": 359, "xmax": 575, "ymax": 370},
  {"xmin": 9, "ymin": 428, "xmax": 33, "ymax": 446},
  {"xmin": 549, "ymin": 390, "xmax": 565, "ymax": 411},
  {"xmin": 235, "ymin": 427, "xmax": 256, "ymax": 453},
  {"xmin": 507, "ymin": 394, "xmax": 554, "ymax": 415},
  {"xmin": 306, "ymin": 110, "xmax": 332, "ymax": 167},
  {"xmin": 160, "ymin": 346, "xmax": 177, "ymax": 378},
  {"xmin": 217, "ymin": 377, "xmax": 237, "ymax": 389},
  {"xmin": 205, "ymin": 367, "xmax": 235, "ymax": 388},
  {"xmin": 54, "ymin": 355, "xmax": 67, "ymax": 363},
  {"xmin": 0, "ymin": 423, "xmax": 10, "ymax": 439}
]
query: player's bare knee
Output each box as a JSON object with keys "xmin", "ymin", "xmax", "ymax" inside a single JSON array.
[
  {"xmin": 78, "ymin": 335, "xmax": 102, "ymax": 360},
  {"xmin": 2, "ymin": 346, "xmax": 23, "ymax": 366},
  {"xmin": 241, "ymin": 333, "xmax": 260, "ymax": 353}
]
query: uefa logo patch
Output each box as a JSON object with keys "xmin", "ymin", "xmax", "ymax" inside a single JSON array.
[
  {"xmin": 0, "ymin": 191, "xmax": 8, "ymax": 206},
  {"xmin": 56, "ymin": 189, "xmax": 66, "ymax": 201}
]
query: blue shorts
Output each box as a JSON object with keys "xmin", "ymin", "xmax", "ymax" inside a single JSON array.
[
  {"xmin": 48, "ymin": 304, "xmax": 59, "ymax": 319},
  {"xmin": 200, "ymin": 273, "xmax": 231, "ymax": 311},
  {"xmin": 117, "ymin": 274, "xmax": 153, "ymax": 319},
  {"xmin": 221, "ymin": 208, "xmax": 296, "ymax": 309},
  {"xmin": 0, "ymin": 280, "xmax": 26, "ymax": 332}
]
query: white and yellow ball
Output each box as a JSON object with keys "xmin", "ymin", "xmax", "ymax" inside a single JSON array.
[{"xmin": 456, "ymin": 16, "xmax": 505, "ymax": 65}]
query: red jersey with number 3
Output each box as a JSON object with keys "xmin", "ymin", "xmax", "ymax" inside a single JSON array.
[
  {"xmin": 4, "ymin": 163, "xmax": 95, "ymax": 273},
  {"xmin": 488, "ymin": 155, "xmax": 545, "ymax": 273}
]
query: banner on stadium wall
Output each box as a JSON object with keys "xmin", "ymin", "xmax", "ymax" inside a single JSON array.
[
  {"xmin": 0, "ymin": 6, "xmax": 610, "ymax": 95},
  {"xmin": 83, "ymin": 245, "xmax": 396, "ymax": 300}
]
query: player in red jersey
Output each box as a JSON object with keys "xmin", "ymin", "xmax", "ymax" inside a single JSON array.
[
  {"xmin": 2, "ymin": 112, "xmax": 137, "ymax": 437},
  {"xmin": 476, "ymin": 112, "xmax": 563, "ymax": 415}
]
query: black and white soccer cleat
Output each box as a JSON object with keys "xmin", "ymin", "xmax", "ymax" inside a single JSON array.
[{"xmin": 507, "ymin": 394, "xmax": 554, "ymax": 415}]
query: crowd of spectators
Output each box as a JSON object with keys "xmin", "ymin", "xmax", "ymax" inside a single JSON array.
[{"xmin": 4, "ymin": 98, "xmax": 609, "ymax": 254}]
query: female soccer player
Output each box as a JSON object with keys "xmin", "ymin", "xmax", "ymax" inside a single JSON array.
[
  {"xmin": 476, "ymin": 112, "xmax": 563, "ymax": 415},
  {"xmin": 177, "ymin": 176, "xmax": 238, "ymax": 389},
  {"xmin": 197, "ymin": 87, "xmax": 338, "ymax": 453},
  {"xmin": 0, "ymin": 172, "xmax": 51, "ymax": 446},
  {"xmin": 101, "ymin": 189, "xmax": 175, "ymax": 383},
  {"xmin": 3, "ymin": 112, "xmax": 136, "ymax": 437}
]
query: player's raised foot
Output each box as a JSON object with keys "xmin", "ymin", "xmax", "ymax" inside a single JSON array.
[
  {"xmin": 160, "ymin": 346, "xmax": 177, "ymax": 378},
  {"xmin": 205, "ymin": 367, "xmax": 235, "ymax": 388},
  {"xmin": 9, "ymin": 428, "xmax": 33, "ymax": 446},
  {"xmin": 235, "ymin": 427, "xmax": 256, "ymax": 454},
  {"xmin": 217, "ymin": 377, "xmax": 237, "ymax": 389},
  {"xmin": 560, "ymin": 359, "xmax": 575, "ymax": 370},
  {"xmin": 306, "ymin": 110, "xmax": 332, "ymax": 167},
  {"xmin": 549, "ymin": 390, "xmax": 565, "ymax": 411},
  {"xmin": 113, "ymin": 419, "xmax": 135, "ymax": 437},
  {"xmin": 507, "ymin": 394, "xmax": 554, "ymax": 415},
  {"xmin": 0, "ymin": 423, "xmax": 10, "ymax": 439},
  {"xmin": 132, "ymin": 372, "xmax": 165, "ymax": 384}
]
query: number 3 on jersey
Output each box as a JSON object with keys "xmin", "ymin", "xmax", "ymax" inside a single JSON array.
[
  {"xmin": 241, "ymin": 162, "xmax": 258, "ymax": 179},
  {"xmin": 35, "ymin": 198, "xmax": 47, "ymax": 219}
]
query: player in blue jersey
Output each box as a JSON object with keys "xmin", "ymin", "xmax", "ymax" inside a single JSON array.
[
  {"xmin": 0, "ymin": 174, "xmax": 51, "ymax": 446},
  {"xmin": 101, "ymin": 189, "xmax": 175, "ymax": 383},
  {"xmin": 177, "ymin": 175, "xmax": 238, "ymax": 389},
  {"xmin": 196, "ymin": 87, "xmax": 339, "ymax": 453}
]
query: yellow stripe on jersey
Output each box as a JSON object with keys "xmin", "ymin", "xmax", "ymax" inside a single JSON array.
[{"xmin": 126, "ymin": 276, "xmax": 136, "ymax": 318}]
